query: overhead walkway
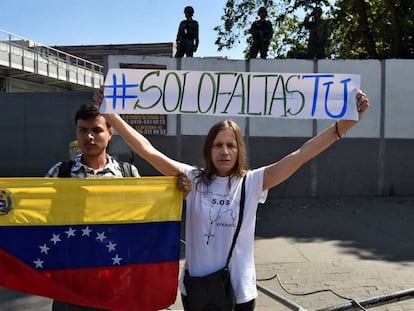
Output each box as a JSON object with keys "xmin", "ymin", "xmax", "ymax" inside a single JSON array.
[{"xmin": 0, "ymin": 29, "xmax": 103, "ymax": 91}]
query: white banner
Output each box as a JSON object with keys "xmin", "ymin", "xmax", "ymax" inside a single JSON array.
[{"xmin": 101, "ymin": 69, "xmax": 361, "ymax": 120}]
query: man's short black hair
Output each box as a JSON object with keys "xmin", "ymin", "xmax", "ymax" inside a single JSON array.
[
  {"xmin": 74, "ymin": 104, "xmax": 101, "ymax": 124},
  {"xmin": 74, "ymin": 104, "xmax": 111, "ymax": 128}
]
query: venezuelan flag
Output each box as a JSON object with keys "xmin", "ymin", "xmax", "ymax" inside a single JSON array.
[{"xmin": 0, "ymin": 177, "xmax": 183, "ymax": 311}]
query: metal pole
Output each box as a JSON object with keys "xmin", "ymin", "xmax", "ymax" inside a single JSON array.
[
  {"xmin": 317, "ymin": 288, "xmax": 414, "ymax": 311},
  {"xmin": 257, "ymin": 283, "xmax": 308, "ymax": 311}
]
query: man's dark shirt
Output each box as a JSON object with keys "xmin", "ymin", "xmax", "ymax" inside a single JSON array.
[
  {"xmin": 176, "ymin": 19, "xmax": 199, "ymax": 42},
  {"xmin": 175, "ymin": 19, "xmax": 199, "ymax": 57},
  {"xmin": 250, "ymin": 19, "xmax": 273, "ymax": 44}
]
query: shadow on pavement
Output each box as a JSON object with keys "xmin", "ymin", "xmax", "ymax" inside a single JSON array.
[{"xmin": 255, "ymin": 196, "xmax": 414, "ymax": 263}]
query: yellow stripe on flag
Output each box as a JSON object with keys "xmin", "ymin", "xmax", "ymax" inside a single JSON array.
[{"xmin": 0, "ymin": 177, "xmax": 183, "ymax": 225}]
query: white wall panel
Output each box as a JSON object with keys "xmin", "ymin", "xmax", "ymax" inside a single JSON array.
[{"xmin": 385, "ymin": 59, "xmax": 414, "ymax": 139}]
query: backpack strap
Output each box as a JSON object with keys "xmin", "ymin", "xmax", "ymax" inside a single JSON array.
[
  {"xmin": 57, "ymin": 160, "xmax": 74, "ymax": 178},
  {"xmin": 119, "ymin": 161, "xmax": 134, "ymax": 177},
  {"xmin": 58, "ymin": 160, "xmax": 134, "ymax": 177}
]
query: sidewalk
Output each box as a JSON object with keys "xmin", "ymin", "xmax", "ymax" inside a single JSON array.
[
  {"xmin": 2, "ymin": 196, "xmax": 414, "ymax": 310},
  {"xmin": 170, "ymin": 196, "xmax": 414, "ymax": 310},
  {"xmin": 252, "ymin": 196, "xmax": 414, "ymax": 311}
]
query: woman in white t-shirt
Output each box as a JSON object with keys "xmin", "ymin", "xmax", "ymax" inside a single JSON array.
[{"xmin": 97, "ymin": 90, "xmax": 369, "ymax": 311}]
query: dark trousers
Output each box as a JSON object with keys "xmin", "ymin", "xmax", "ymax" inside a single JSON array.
[
  {"xmin": 175, "ymin": 40, "xmax": 195, "ymax": 57},
  {"xmin": 249, "ymin": 42, "xmax": 269, "ymax": 59},
  {"xmin": 181, "ymin": 294, "xmax": 256, "ymax": 311},
  {"xmin": 306, "ymin": 43, "xmax": 326, "ymax": 59}
]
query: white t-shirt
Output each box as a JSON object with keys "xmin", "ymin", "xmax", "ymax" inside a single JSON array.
[{"xmin": 179, "ymin": 165, "xmax": 268, "ymax": 304}]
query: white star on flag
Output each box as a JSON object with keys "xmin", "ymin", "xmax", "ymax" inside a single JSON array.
[
  {"xmin": 112, "ymin": 254, "xmax": 122, "ymax": 265},
  {"xmin": 96, "ymin": 232, "xmax": 106, "ymax": 242},
  {"xmin": 81, "ymin": 226, "xmax": 92, "ymax": 236},
  {"xmin": 106, "ymin": 241, "xmax": 117, "ymax": 252},
  {"xmin": 33, "ymin": 258, "xmax": 44, "ymax": 268},
  {"xmin": 50, "ymin": 234, "xmax": 61, "ymax": 245},
  {"xmin": 39, "ymin": 244, "xmax": 50, "ymax": 254},
  {"xmin": 65, "ymin": 227, "xmax": 76, "ymax": 238}
]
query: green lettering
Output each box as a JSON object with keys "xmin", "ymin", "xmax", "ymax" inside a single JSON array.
[
  {"xmin": 268, "ymin": 75, "xmax": 287, "ymax": 116},
  {"xmin": 250, "ymin": 74, "xmax": 280, "ymax": 115},
  {"xmin": 137, "ymin": 70, "xmax": 161, "ymax": 109},
  {"xmin": 197, "ymin": 72, "xmax": 216, "ymax": 113},
  {"xmin": 285, "ymin": 75, "xmax": 305, "ymax": 116},
  {"xmin": 179, "ymin": 72, "xmax": 197, "ymax": 113},
  {"xmin": 220, "ymin": 73, "xmax": 246, "ymax": 115},
  {"xmin": 214, "ymin": 72, "xmax": 237, "ymax": 114},
  {"xmin": 162, "ymin": 72, "xmax": 181, "ymax": 112}
]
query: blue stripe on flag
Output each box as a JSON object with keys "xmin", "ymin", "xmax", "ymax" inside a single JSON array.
[{"xmin": 0, "ymin": 221, "xmax": 180, "ymax": 270}]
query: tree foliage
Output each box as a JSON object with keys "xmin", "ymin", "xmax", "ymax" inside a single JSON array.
[{"xmin": 214, "ymin": 0, "xmax": 414, "ymax": 59}]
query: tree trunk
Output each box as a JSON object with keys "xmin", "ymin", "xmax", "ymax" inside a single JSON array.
[
  {"xmin": 354, "ymin": 0, "xmax": 378, "ymax": 58},
  {"xmin": 384, "ymin": 0, "xmax": 403, "ymax": 57}
]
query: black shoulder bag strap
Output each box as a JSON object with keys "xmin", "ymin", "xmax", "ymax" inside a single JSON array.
[
  {"xmin": 225, "ymin": 175, "xmax": 246, "ymax": 267},
  {"xmin": 118, "ymin": 161, "xmax": 134, "ymax": 177},
  {"xmin": 57, "ymin": 160, "xmax": 74, "ymax": 178},
  {"xmin": 58, "ymin": 160, "xmax": 134, "ymax": 177}
]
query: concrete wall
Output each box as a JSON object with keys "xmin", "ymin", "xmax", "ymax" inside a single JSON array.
[
  {"xmin": 0, "ymin": 57, "xmax": 413, "ymax": 199},
  {"xmin": 0, "ymin": 92, "xmax": 95, "ymax": 176}
]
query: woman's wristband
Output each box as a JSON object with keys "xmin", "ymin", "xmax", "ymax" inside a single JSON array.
[{"xmin": 334, "ymin": 121, "xmax": 345, "ymax": 139}]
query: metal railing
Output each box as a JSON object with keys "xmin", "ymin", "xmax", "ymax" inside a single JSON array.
[{"xmin": 0, "ymin": 29, "xmax": 103, "ymax": 88}]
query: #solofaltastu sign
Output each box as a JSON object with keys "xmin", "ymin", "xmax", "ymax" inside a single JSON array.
[{"xmin": 101, "ymin": 68, "xmax": 360, "ymax": 120}]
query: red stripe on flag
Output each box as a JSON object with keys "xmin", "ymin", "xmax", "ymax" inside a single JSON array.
[{"xmin": 0, "ymin": 248, "xmax": 178, "ymax": 310}]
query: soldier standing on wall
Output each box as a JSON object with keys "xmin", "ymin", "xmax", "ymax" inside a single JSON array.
[
  {"xmin": 175, "ymin": 6, "xmax": 199, "ymax": 58},
  {"xmin": 303, "ymin": 7, "xmax": 330, "ymax": 59},
  {"xmin": 249, "ymin": 7, "xmax": 273, "ymax": 59}
]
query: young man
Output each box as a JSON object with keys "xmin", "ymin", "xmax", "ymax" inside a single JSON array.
[
  {"xmin": 45, "ymin": 104, "xmax": 139, "ymax": 310},
  {"xmin": 46, "ymin": 104, "xmax": 139, "ymax": 179},
  {"xmin": 175, "ymin": 6, "xmax": 199, "ymax": 58},
  {"xmin": 46, "ymin": 104, "xmax": 190, "ymax": 310}
]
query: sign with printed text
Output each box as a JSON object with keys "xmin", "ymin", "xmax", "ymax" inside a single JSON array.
[
  {"xmin": 101, "ymin": 69, "xmax": 361, "ymax": 120},
  {"xmin": 121, "ymin": 114, "xmax": 167, "ymax": 135}
]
